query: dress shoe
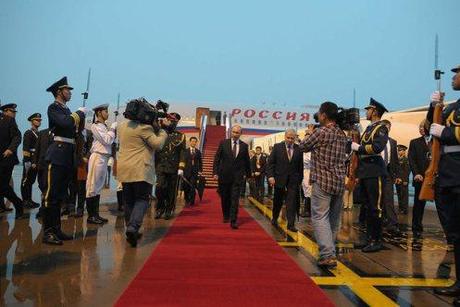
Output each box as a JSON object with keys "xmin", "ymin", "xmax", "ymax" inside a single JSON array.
[
  {"xmin": 87, "ymin": 216, "xmax": 104, "ymax": 225},
  {"xmin": 126, "ymin": 231, "xmax": 138, "ymax": 247},
  {"xmin": 61, "ymin": 208, "xmax": 70, "ymax": 216},
  {"xmin": 96, "ymin": 215, "xmax": 109, "ymax": 223},
  {"xmin": 56, "ymin": 229, "xmax": 74, "ymax": 241},
  {"xmin": 164, "ymin": 211, "xmax": 173, "ymax": 220},
  {"xmin": 71, "ymin": 209, "xmax": 84, "ymax": 218},
  {"xmin": 287, "ymin": 226, "xmax": 298, "ymax": 232},
  {"xmin": 15, "ymin": 206, "xmax": 27, "ymax": 219},
  {"xmin": 223, "ymin": 218, "xmax": 230, "ymax": 223},
  {"xmin": 434, "ymin": 281, "xmax": 460, "ymax": 296},
  {"xmin": 453, "ymin": 297, "xmax": 460, "ymax": 307},
  {"xmin": 399, "ymin": 209, "xmax": 408, "ymax": 215},
  {"xmin": 362, "ymin": 241, "xmax": 384, "ymax": 253},
  {"xmin": 36, "ymin": 208, "xmax": 44, "ymax": 219},
  {"xmin": 317, "ymin": 257, "xmax": 337, "ymax": 269},
  {"xmin": 230, "ymin": 222, "xmax": 239, "ymax": 229},
  {"xmin": 271, "ymin": 219, "xmax": 278, "ymax": 227},
  {"xmin": 0, "ymin": 206, "xmax": 13, "ymax": 213},
  {"xmin": 42, "ymin": 232, "xmax": 63, "ymax": 245},
  {"xmin": 413, "ymin": 231, "xmax": 423, "ymax": 239},
  {"xmin": 354, "ymin": 241, "xmax": 368, "ymax": 249},
  {"xmin": 387, "ymin": 228, "xmax": 403, "ymax": 238}
]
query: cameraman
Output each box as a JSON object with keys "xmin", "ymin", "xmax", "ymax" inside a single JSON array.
[
  {"xmin": 117, "ymin": 101, "xmax": 170, "ymax": 247},
  {"xmin": 299, "ymin": 101, "xmax": 348, "ymax": 268}
]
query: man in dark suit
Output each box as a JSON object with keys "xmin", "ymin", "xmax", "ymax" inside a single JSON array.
[
  {"xmin": 0, "ymin": 103, "xmax": 25, "ymax": 218},
  {"xmin": 266, "ymin": 129, "xmax": 303, "ymax": 232},
  {"xmin": 408, "ymin": 120, "xmax": 432, "ymax": 238},
  {"xmin": 250, "ymin": 146, "xmax": 267, "ymax": 202},
  {"xmin": 213, "ymin": 125, "xmax": 251, "ymax": 229},
  {"xmin": 183, "ymin": 136, "xmax": 203, "ymax": 207},
  {"xmin": 380, "ymin": 120, "xmax": 402, "ymax": 236},
  {"xmin": 395, "ymin": 144, "xmax": 410, "ymax": 214}
]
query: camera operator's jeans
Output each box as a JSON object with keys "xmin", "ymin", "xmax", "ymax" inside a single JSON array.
[
  {"xmin": 122, "ymin": 181, "xmax": 152, "ymax": 233},
  {"xmin": 311, "ymin": 182, "xmax": 343, "ymax": 260}
]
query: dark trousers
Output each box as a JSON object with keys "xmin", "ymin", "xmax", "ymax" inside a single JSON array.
[
  {"xmin": 360, "ymin": 177, "xmax": 386, "ymax": 241},
  {"xmin": 272, "ymin": 185, "xmax": 299, "ymax": 228},
  {"xmin": 411, "ymin": 182, "xmax": 427, "ymax": 233},
  {"xmin": 267, "ymin": 179, "xmax": 273, "ymax": 197},
  {"xmin": 0, "ymin": 164, "xmax": 21, "ymax": 207},
  {"xmin": 123, "ymin": 181, "xmax": 152, "ymax": 233},
  {"xmin": 382, "ymin": 177, "xmax": 399, "ymax": 231},
  {"xmin": 37, "ymin": 167, "xmax": 48, "ymax": 194},
  {"xmin": 435, "ymin": 185, "xmax": 456, "ymax": 244},
  {"xmin": 437, "ymin": 187, "xmax": 460, "ymax": 279},
  {"xmin": 254, "ymin": 175, "xmax": 265, "ymax": 201},
  {"xmin": 156, "ymin": 172, "xmax": 179, "ymax": 213},
  {"xmin": 20, "ymin": 164, "xmax": 37, "ymax": 202},
  {"xmin": 44, "ymin": 164, "xmax": 72, "ymax": 232},
  {"xmin": 396, "ymin": 183, "xmax": 409, "ymax": 212},
  {"xmin": 183, "ymin": 174, "xmax": 197, "ymax": 205},
  {"xmin": 218, "ymin": 180, "xmax": 243, "ymax": 222}
]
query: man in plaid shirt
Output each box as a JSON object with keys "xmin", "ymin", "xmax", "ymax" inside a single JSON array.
[{"xmin": 299, "ymin": 101, "xmax": 349, "ymax": 268}]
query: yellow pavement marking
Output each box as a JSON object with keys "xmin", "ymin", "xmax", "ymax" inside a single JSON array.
[
  {"xmin": 247, "ymin": 197, "xmax": 454, "ymax": 307},
  {"xmin": 278, "ymin": 242, "xmax": 300, "ymax": 247}
]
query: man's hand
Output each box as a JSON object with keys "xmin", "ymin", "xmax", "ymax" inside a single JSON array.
[
  {"xmin": 3, "ymin": 149, "xmax": 13, "ymax": 158},
  {"xmin": 78, "ymin": 107, "xmax": 88, "ymax": 115},
  {"xmin": 254, "ymin": 172, "xmax": 260, "ymax": 176},
  {"xmin": 213, "ymin": 174, "xmax": 218, "ymax": 180},
  {"xmin": 430, "ymin": 91, "xmax": 445, "ymax": 106},
  {"xmin": 351, "ymin": 142, "xmax": 360, "ymax": 152},
  {"xmin": 177, "ymin": 169, "xmax": 184, "ymax": 176},
  {"xmin": 430, "ymin": 123, "xmax": 445, "ymax": 138},
  {"xmin": 110, "ymin": 122, "xmax": 118, "ymax": 130},
  {"xmin": 32, "ymin": 163, "xmax": 37, "ymax": 169},
  {"xmin": 161, "ymin": 118, "xmax": 172, "ymax": 127},
  {"xmin": 395, "ymin": 178, "xmax": 402, "ymax": 184},
  {"xmin": 268, "ymin": 177, "xmax": 275, "ymax": 187},
  {"xmin": 414, "ymin": 174, "xmax": 423, "ymax": 182}
]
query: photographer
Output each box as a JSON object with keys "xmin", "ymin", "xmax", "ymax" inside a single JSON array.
[
  {"xmin": 117, "ymin": 98, "xmax": 169, "ymax": 247},
  {"xmin": 299, "ymin": 101, "xmax": 348, "ymax": 268}
]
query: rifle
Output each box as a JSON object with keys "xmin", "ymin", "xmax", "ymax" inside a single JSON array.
[
  {"xmin": 345, "ymin": 125, "xmax": 360, "ymax": 192},
  {"xmin": 112, "ymin": 93, "xmax": 120, "ymax": 178},
  {"xmin": 420, "ymin": 35, "xmax": 444, "ymax": 201}
]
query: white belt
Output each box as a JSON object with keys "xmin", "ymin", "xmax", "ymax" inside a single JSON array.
[
  {"xmin": 442, "ymin": 145, "xmax": 460, "ymax": 154},
  {"xmin": 93, "ymin": 151, "xmax": 111, "ymax": 158},
  {"xmin": 54, "ymin": 136, "xmax": 75, "ymax": 144}
]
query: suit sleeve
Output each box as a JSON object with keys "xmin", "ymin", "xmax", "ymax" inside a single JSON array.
[
  {"xmin": 244, "ymin": 145, "xmax": 251, "ymax": 177},
  {"xmin": 390, "ymin": 141, "xmax": 400, "ymax": 178},
  {"xmin": 22, "ymin": 130, "xmax": 32, "ymax": 162},
  {"xmin": 408, "ymin": 139, "xmax": 421, "ymax": 176},
  {"xmin": 141, "ymin": 125, "xmax": 167, "ymax": 151},
  {"xmin": 8, "ymin": 118, "xmax": 21, "ymax": 153},
  {"xmin": 250, "ymin": 157, "xmax": 256, "ymax": 173},
  {"xmin": 198, "ymin": 150, "xmax": 203, "ymax": 173},
  {"xmin": 213, "ymin": 141, "xmax": 223, "ymax": 176},
  {"xmin": 266, "ymin": 145, "xmax": 276, "ymax": 179},
  {"xmin": 33, "ymin": 132, "xmax": 42, "ymax": 165},
  {"xmin": 439, "ymin": 125, "xmax": 460, "ymax": 146}
]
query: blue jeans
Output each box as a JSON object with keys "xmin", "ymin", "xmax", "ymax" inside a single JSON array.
[
  {"xmin": 311, "ymin": 182, "xmax": 343, "ymax": 259},
  {"xmin": 122, "ymin": 181, "xmax": 152, "ymax": 233}
]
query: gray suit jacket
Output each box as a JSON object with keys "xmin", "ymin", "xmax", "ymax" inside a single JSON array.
[{"xmin": 117, "ymin": 120, "xmax": 167, "ymax": 185}]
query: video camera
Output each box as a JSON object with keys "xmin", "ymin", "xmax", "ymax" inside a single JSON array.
[
  {"xmin": 313, "ymin": 107, "xmax": 360, "ymax": 131},
  {"xmin": 123, "ymin": 98, "xmax": 170, "ymax": 125}
]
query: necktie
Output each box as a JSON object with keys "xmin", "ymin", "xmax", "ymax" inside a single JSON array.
[
  {"xmin": 383, "ymin": 144, "xmax": 389, "ymax": 165},
  {"xmin": 191, "ymin": 148, "xmax": 195, "ymax": 165},
  {"xmin": 232, "ymin": 141, "xmax": 237, "ymax": 158},
  {"xmin": 288, "ymin": 145, "xmax": 292, "ymax": 161}
]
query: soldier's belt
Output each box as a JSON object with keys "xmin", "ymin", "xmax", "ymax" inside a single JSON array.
[
  {"xmin": 359, "ymin": 154, "xmax": 381, "ymax": 159},
  {"xmin": 30, "ymin": 149, "xmax": 36, "ymax": 152},
  {"xmin": 441, "ymin": 145, "xmax": 460, "ymax": 154},
  {"xmin": 54, "ymin": 136, "xmax": 75, "ymax": 144}
]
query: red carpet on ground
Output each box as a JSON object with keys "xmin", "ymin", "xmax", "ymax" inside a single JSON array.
[{"xmin": 115, "ymin": 190, "xmax": 333, "ymax": 306}]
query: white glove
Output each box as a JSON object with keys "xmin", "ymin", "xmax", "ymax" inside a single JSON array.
[
  {"xmin": 177, "ymin": 169, "xmax": 184, "ymax": 176},
  {"xmin": 78, "ymin": 106, "xmax": 88, "ymax": 115},
  {"xmin": 24, "ymin": 162, "xmax": 31, "ymax": 171},
  {"xmin": 430, "ymin": 91, "xmax": 442, "ymax": 106},
  {"xmin": 110, "ymin": 122, "xmax": 117, "ymax": 130},
  {"xmin": 351, "ymin": 142, "xmax": 360, "ymax": 152},
  {"xmin": 430, "ymin": 123, "xmax": 445, "ymax": 138}
]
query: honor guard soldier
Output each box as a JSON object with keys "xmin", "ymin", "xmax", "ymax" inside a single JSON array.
[
  {"xmin": 155, "ymin": 112, "xmax": 186, "ymax": 220},
  {"xmin": 21, "ymin": 113, "xmax": 42, "ymax": 209},
  {"xmin": 396, "ymin": 144, "xmax": 409, "ymax": 214},
  {"xmin": 85, "ymin": 103, "xmax": 117, "ymax": 225},
  {"xmin": 0, "ymin": 103, "xmax": 25, "ymax": 218},
  {"xmin": 42, "ymin": 77, "xmax": 86, "ymax": 245},
  {"xmin": 351, "ymin": 98, "xmax": 389, "ymax": 253},
  {"xmin": 431, "ymin": 65, "xmax": 460, "ymax": 302}
]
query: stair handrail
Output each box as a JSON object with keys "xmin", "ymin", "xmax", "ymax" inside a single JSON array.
[
  {"xmin": 225, "ymin": 114, "xmax": 232, "ymax": 139},
  {"xmin": 198, "ymin": 114, "xmax": 208, "ymax": 152}
]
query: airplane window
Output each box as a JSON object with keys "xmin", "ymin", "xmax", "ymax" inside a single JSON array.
[
  {"xmin": 264, "ymin": 121, "xmax": 267, "ymax": 125},
  {"xmin": 293, "ymin": 122, "xmax": 297, "ymax": 127},
  {"xmin": 288, "ymin": 122, "xmax": 291, "ymax": 127},
  {"xmin": 252, "ymin": 120, "xmax": 255, "ymax": 124},
  {"xmin": 258, "ymin": 120, "xmax": 261, "ymax": 124},
  {"xmin": 282, "ymin": 122, "xmax": 285, "ymax": 126},
  {"xmin": 246, "ymin": 119, "xmax": 249, "ymax": 124}
]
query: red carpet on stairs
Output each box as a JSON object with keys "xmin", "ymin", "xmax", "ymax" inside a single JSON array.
[{"xmin": 115, "ymin": 190, "xmax": 333, "ymax": 307}]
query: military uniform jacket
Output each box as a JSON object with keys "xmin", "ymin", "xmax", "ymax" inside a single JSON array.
[
  {"xmin": 427, "ymin": 99, "xmax": 460, "ymax": 187},
  {"xmin": 0, "ymin": 115, "xmax": 21, "ymax": 167},
  {"xmin": 34, "ymin": 129, "xmax": 53, "ymax": 170},
  {"xmin": 23, "ymin": 128, "xmax": 39, "ymax": 163},
  {"xmin": 155, "ymin": 130, "xmax": 186, "ymax": 174},
  {"xmin": 356, "ymin": 121, "xmax": 389, "ymax": 179},
  {"xmin": 45, "ymin": 101, "xmax": 85, "ymax": 167},
  {"xmin": 398, "ymin": 157, "xmax": 410, "ymax": 183}
]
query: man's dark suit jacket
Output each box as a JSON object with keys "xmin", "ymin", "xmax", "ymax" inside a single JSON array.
[
  {"xmin": 0, "ymin": 115, "xmax": 21, "ymax": 167},
  {"xmin": 408, "ymin": 136, "xmax": 430, "ymax": 186},
  {"xmin": 266, "ymin": 141, "xmax": 303, "ymax": 189},
  {"xmin": 184, "ymin": 147, "xmax": 202, "ymax": 178},
  {"xmin": 250, "ymin": 153, "xmax": 267, "ymax": 175},
  {"xmin": 213, "ymin": 139, "xmax": 251, "ymax": 184},
  {"xmin": 387, "ymin": 138, "xmax": 400, "ymax": 180}
]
